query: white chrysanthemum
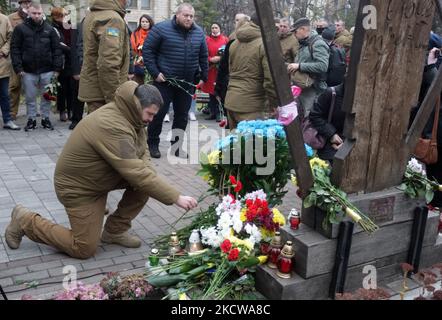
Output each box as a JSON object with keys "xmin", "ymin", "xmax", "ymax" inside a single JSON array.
[
  {"xmin": 218, "ymin": 211, "xmax": 232, "ymax": 236},
  {"xmin": 244, "ymin": 223, "xmax": 253, "ymax": 235},
  {"xmin": 200, "ymin": 226, "xmax": 223, "ymax": 247},
  {"xmin": 232, "ymin": 213, "xmax": 243, "ymax": 234},
  {"xmin": 248, "ymin": 224, "xmax": 262, "ymax": 244},
  {"xmin": 408, "ymin": 158, "xmax": 424, "ymax": 174},
  {"xmin": 244, "ymin": 190, "xmax": 267, "ymax": 201}
]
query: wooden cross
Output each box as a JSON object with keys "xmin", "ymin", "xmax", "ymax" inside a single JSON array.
[
  {"xmin": 254, "ymin": 0, "xmax": 313, "ymax": 197},
  {"xmin": 254, "ymin": 0, "xmax": 439, "ymax": 198},
  {"xmin": 330, "ymin": 0, "xmax": 437, "ymax": 193}
]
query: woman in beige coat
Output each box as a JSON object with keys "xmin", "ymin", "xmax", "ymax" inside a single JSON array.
[{"xmin": 0, "ymin": 12, "xmax": 20, "ymax": 130}]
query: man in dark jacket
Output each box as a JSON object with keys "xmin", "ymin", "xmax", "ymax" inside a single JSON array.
[
  {"xmin": 143, "ymin": 3, "xmax": 208, "ymax": 159},
  {"xmin": 309, "ymin": 83, "xmax": 345, "ymax": 163},
  {"xmin": 11, "ymin": 2, "xmax": 62, "ymax": 131},
  {"xmin": 68, "ymin": 15, "xmax": 85, "ymax": 130}
]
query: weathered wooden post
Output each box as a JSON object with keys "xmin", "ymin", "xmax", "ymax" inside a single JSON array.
[
  {"xmin": 253, "ymin": 0, "xmax": 314, "ymax": 198},
  {"xmin": 255, "ymin": 0, "xmax": 442, "ymax": 299},
  {"xmin": 332, "ymin": 0, "xmax": 437, "ymax": 193}
]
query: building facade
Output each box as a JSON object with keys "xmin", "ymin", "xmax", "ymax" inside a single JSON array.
[
  {"xmin": 8, "ymin": 0, "xmax": 179, "ymax": 31},
  {"xmin": 124, "ymin": 0, "xmax": 179, "ymax": 31}
]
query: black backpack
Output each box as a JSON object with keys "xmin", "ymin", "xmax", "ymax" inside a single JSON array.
[
  {"xmin": 308, "ymin": 37, "xmax": 346, "ymax": 87},
  {"xmin": 326, "ymin": 43, "xmax": 346, "ymax": 86}
]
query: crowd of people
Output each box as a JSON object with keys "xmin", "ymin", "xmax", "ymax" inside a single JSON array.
[{"xmin": 1, "ymin": 1, "xmax": 441, "ymax": 259}]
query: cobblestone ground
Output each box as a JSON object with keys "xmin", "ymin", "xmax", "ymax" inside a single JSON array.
[{"xmin": 0, "ymin": 107, "xmax": 299, "ymax": 299}]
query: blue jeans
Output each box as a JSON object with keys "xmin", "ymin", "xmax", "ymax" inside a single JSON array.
[
  {"xmin": 22, "ymin": 72, "xmax": 54, "ymax": 119},
  {"xmin": 0, "ymin": 77, "xmax": 12, "ymax": 123},
  {"xmin": 190, "ymin": 98, "xmax": 196, "ymax": 113}
]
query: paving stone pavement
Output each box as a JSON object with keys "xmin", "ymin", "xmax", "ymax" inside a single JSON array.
[{"xmin": 0, "ymin": 109, "xmax": 300, "ymax": 299}]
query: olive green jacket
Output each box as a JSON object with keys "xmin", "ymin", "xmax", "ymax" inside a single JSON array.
[
  {"xmin": 55, "ymin": 81, "xmax": 180, "ymax": 208},
  {"xmin": 280, "ymin": 32, "xmax": 299, "ymax": 63},
  {"xmin": 225, "ymin": 22, "xmax": 277, "ymax": 113},
  {"xmin": 334, "ymin": 29, "xmax": 352, "ymax": 51},
  {"xmin": 78, "ymin": 0, "xmax": 130, "ymax": 103},
  {"xmin": 0, "ymin": 13, "xmax": 12, "ymax": 78}
]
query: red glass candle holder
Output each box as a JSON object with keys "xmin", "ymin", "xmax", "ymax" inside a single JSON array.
[
  {"xmin": 260, "ymin": 242, "xmax": 271, "ymax": 255},
  {"xmin": 290, "ymin": 216, "xmax": 301, "ymax": 230},
  {"xmin": 277, "ymin": 256, "xmax": 293, "ymax": 275},
  {"xmin": 276, "ymin": 241, "xmax": 295, "ymax": 279},
  {"xmin": 268, "ymin": 247, "xmax": 281, "ymax": 269}
]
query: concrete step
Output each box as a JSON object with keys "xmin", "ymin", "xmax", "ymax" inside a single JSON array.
[{"xmin": 278, "ymin": 211, "xmax": 440, "ymax": 279}]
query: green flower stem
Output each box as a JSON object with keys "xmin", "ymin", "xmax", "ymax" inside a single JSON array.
[
  {"xmin": 202, "ymin": 259, "xmax": 234, "ymax": 300},
  {"xmin": 313, "ymin": 170, "xmax": 378, "ymax": 233}
]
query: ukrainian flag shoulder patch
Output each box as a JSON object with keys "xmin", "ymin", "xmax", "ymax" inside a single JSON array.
[{"xmin": 106, "ymin": 27, "xmax": 120, "ymax": 37}]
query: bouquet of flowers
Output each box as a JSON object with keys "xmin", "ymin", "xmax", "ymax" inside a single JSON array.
[
  {"xmin": 293, "ymin": 157, "xmax": 379, "ymax": 233},
  {"xmin": 43, "ymin": 76, "xmax": 60, "ymax": 101},
  {"xmin": 199, "ymin": 183, "xmax": 286, "ymax": 248},
  {"xmin": 400, "ymin": 158, "xmax": 442, "ymax": 204},
  {"xmin": 147, "ymin": 186, "xmax": 274, "ymax": 300},
  {"xmin": 198, "ymin": 119, "xmax": 308, "ymax": 206}
]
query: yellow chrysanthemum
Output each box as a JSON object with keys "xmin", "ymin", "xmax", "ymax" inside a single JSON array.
[
  {"xmin": 207, "ymin": 150, "xmax": 221, "ymax": 165},
  {"xmin": 258, "ymin": 256, "xmax": 268, "ymax": 264},
  {"xmin": 202, "ymin": 174, "xmax": 210, "ymax": 182},
  {"xmin": 227, "ymin": 235, "xmax": 253, "ymax": 251},
  {"xmin": 242, "ymin": 239, "xmax": 254, "ymax": 251},
  {"xmin": 240, "ymin": 208, "xmax": 247, "ymax": 222},
  {"xmin": 309, "ymin": 157, "xmax": 329, "ymax": 169},
  {"xmin": 260, "ymin": 227, "xmax": 275, "ymax": 241},
  {"xmin": 291, "ymin": 174, "xmax": 298, "ymax": 187},
  {"xmin": 272, "ymin": 208, "xmax": 286, "ymax": 226}
]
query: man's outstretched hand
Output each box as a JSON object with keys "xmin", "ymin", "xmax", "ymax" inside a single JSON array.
[{"xmin": 175, "ymin": 195, "xmax": 198, "ymax": 211}]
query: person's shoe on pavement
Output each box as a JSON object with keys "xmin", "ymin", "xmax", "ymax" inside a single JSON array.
[
  {"xmin": 60, "ymin": 112, "xmax": 68, "ymax": 122},
  {"xmin": 69, "ymin": 121, "xmax": 78, "ymax": 130},
  {"xmin": 149, "ymin": 144, "xmax": 161, "ymax": 158},
  {"xmin": 24, "ymin": 119, "xmax": 36, "ymax": 132},
  {"xmin": 101, "ymin": 229, "xmax": 141, "ymax": 248},
  {"xmin": 41, "ymin": 117, "xmax": 54, "ymax": 130},
  {"xmin": 4, "ymin": 205, "xmax": 29, "ymax": 249},
  {"xmin": 3, "ymin": 120, "xmax": 21, "ymax": 130}
]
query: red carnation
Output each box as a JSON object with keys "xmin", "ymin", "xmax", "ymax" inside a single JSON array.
[
  {"xmin": 220, "ymin": 239, "xmax": 232, "ymax": 253},
  {"xmin": 43, "ymin": 92, "xmax": 51, "ymax": 101},
  {"xmin": 229, "ymin": 176, "xmax": 237, "ymax": 185},
  {"xmin": 196, "ymin": 83, "xmax": 201, "ymax": 90},
  {"xmin": 234, "ymin": 180, "xmax": 243, "ymax": 193},
  {"xmin": 219, "ymin": 119, "xmax": 227, "ymax": 128},
  {"xmin": 228, "ymin": 248, "xmax": 239, "ymax": 261}
]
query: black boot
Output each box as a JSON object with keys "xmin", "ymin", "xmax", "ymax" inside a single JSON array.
[
  {"xmin": 171, "ymin": 140, "xmax": 188, "ymax": 159},
  {"xmin": 149, "ymin": 144, "xmax": 161, "ymax": 159},
  {"xmin": 69, "ymin": 122, "xmax": 78, "ymax": 130}
]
